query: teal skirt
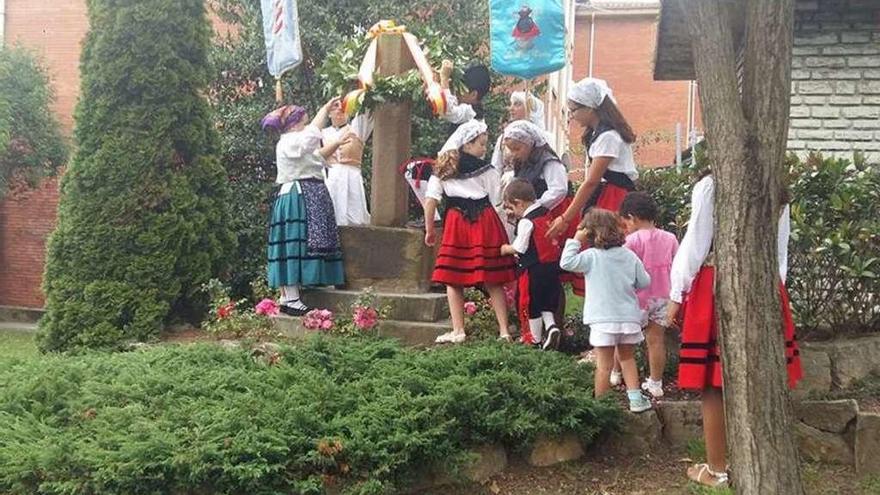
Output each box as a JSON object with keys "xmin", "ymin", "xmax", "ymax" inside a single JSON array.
[{"xmin": 267, "ymin": 187, "xmax": 345, "ymax": 288}]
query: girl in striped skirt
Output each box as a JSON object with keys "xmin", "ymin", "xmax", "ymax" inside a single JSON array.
[
  {"xmin": 424, "ymin": 120, "xmax": 517, "ymax": 344},
  {"xmin": 261, "ymin": 99, "xmax": 353, "ymax": 316},
  {"xmin": 666, "ymin": 173, "xmax": 802, "ymax": 488}
]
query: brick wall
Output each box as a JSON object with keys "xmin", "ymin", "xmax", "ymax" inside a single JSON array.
[
  {"xmin": 0, "ymin": 0, "xmax": 87, "ymax": 308},
  {"xmin": 572, "ymin": 12, "xmax": 701, "ymax": 168},
  {"xmin": 789, "ymin": 0, "xmax": 880, "ymax": 162}
]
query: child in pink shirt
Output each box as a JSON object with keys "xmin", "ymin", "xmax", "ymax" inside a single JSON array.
[{"xmin": 621, "ymin": 192, "xmax": 679, "ymax": 397}]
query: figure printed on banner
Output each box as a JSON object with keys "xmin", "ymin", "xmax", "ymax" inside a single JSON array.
[{"xmin": 512, "ymin": 5, "xmax": 541, "ymax": 52}]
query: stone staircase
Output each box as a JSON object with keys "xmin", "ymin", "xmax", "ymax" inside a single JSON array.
[{"xmin": 271, "ymin": 225, "xmax": 451, "ymax": 346}]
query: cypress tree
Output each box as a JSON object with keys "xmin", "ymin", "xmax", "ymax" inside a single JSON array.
[{"xmin": 39, "ymin": 0, "xmax": 235, "ymax": 351}]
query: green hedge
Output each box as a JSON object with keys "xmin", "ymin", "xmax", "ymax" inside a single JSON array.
[
  {"xmin": 640, "ymin": 152, "xmax": 880, "ymax": 338},
  {"xmin": 0, "ymin": 338, "xmax": 619, "ymax": 494},
  {"xmin": 38, "ymin": 0, "xmax": 235, "ymax": 352}
]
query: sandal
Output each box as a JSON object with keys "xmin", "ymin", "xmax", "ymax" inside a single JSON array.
[
  {"xmin": 279, "ymin": 299, "xmax": 311, "ymax": 317},
  {"xmin": 497, "ymin": 334, "xmax": 514, "ymax": 343},
  {"xmin": 687, "ymin": 463, "xmax": 729, "ymax": 488}
]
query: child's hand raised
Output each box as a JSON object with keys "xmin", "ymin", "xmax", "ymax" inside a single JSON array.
[{"xmin": 574, "ymin": 227, "xmax": 589, "ymax": 244}]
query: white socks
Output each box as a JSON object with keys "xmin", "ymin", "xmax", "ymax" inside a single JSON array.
[
  {"xmin": 280, "ymin": 285, "xmax": 308, "ymax": 310},
  {"xmin": 528, "ymin": 312, "xmax": 558, "ymax": 343}
]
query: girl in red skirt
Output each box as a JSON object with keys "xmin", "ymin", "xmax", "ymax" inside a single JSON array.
[
  {"xmin": 666, "ymin": 173, "xmax": 802, "ymax": 488},
  {"xmin": 424, "ymin": 120, "xmax": 517, "ymax": 344},
  {"xmin": 547, "ymin": 77, "xmax": 638, "ymax": 239}
]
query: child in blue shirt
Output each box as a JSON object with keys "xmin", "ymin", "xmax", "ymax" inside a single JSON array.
[{"xmin": 560, "ymin": 208, "xmax": 652, "ymax": 412}]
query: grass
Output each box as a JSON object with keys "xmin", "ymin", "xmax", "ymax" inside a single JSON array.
[{"xmin": 0, "ymin": 328, "xmax": 38, "ymax": 362}]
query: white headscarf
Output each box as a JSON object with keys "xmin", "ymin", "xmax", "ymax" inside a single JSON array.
[
  {"xmin": 511, "ymin": 91, "xmax": 545, "ymax": 128},
  {"xmin": 440, "ymin": 120, "xmax": 488, "ymax": 155},
  {"xmin": 502, "ymin": 120, "xmax": 547, "ymax": 148},
  {"xmin": 568, "ymin": 77, "xmax": 616, "ymax": 109}
]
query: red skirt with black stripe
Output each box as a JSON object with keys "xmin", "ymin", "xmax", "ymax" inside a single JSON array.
[
  {"xmin": 559, "ymin": 183, "xmax": 631, "ymax": 296},
  {"xmin": 678, "ymin": 266, "xmax": 803, "ymax": 390},
  {"xmin": 432, "ymin": 207, "xmax": 517, "ymax": 287}
]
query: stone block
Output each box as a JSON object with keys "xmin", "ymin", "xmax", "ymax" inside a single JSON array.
[
  {"xmin": 842, "ymin": 105, "xmax": 880, "ymax": 119},
  {"xmin": 594, "ymin": 410, "xmax": 663, "ymax": 457},
  {"xmin": 527, "ymin": 433, "xmax": 585, "ymax": 467},
  {"xmin": 795, "ymin": 422, "xmax": 855, "ymax": 465},
  {"xmin": 811, "ymin": 106, "xmax": 840, "ymax": 118},
  {"xmin": 791, "ymin": 118, "xmax": 823, "ymax": 129},
  {"xmin": 793, "ymin": 347, "xmax": 832, "ymax": 399},
  {"xmin": 271, "ymin": 315, "xmax": 450, "ymax": 347},
  {"xmin": 849, "ymin": 56, "xmax": 880, "ymax": 68},
  {"xmin": 788, "ymin": 139, "xmax": 808, "ymax": 150},
  {"xmin": 815, "ymin": 335, "xmax": 880, "ymax": 389},
  {"xmin": 796, "ymin": 32, "xmax": 839, "ymax": 45},
  {"xmin": 835, "ymin": 81, "xmax": 857, "ymax": 94},
  {"xmin": 829, "ymin": 95, "xmax": 862, "ymax": 105},
  {"xmin": 835, "ymin": 130, "xmax": 875, "ymax": 141},
  {"xmin": 790, "ymin": 106, "xmax": 810, "ymax": 118},
  {"xmin": 862, "ymin": 69, "xmax": 880, "ymax": 80},
  {"xmin": 822, "ymin": 45, "xmax": 868, "ymax": 56},
  {"xmin": 856, "ymin": 413, "xmax": 880, "ymax": 476},
  {"xmin": 792, "ymin": 46, "xmax": 821, "ymax": 56},
  {"xmin": 804, "ymin": 56, "xmax": 847, "ymax": 68},
  {"xmin": 795, "ymin": 399, "xmax": 858, "ymax": 433},
  {"xmin": 656, "ymin": 401, "xmax": 703, "ymax": 450},
  {"xmin": 0, "ymin": 305, "xmax": 43, "ymax": 324},
  {"xmin": 337, "ymin": 226, "xmax": 436, "ymax": 292},
  {"xmin": 799, "ymin": 81, "xmax": 835, "ymax": 94},
  {"xmin": 303, "ymin": 288, "xmax": 448, "ymax": 322},
  {"xmin": 792, "ymin": 69, "xmax": 812, "ymax": 80},
  {"xmin": 858, "ymin": 81, "xmax": 880, "ymax": 94},
  {"xmin": 811, "ymin": 68, "xmax": 862, "ymax": 80},
  {"xmin": 841, "ymin": 32, "xmax": 872, "ymax": 44},
  {"xmin": 822, "ymin": 119, "xmax": 852, "ymax": 129},
  {"xmin": 854, "ymin": 118, "xmax": 880, "ymax": 128},
  {"xmin": 465, "ymin": 444, "xmax": 508, "ymax": 483},
  {"xmin": 797, "ymin": 129, "xmax": 833, "ymax": 140},
  {"xmin": 864, "ymin": 96, "xmax": 880, "ymax": 105}
]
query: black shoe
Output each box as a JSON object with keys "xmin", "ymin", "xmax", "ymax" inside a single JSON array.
[
  {"xmin": 542, "ymin": 325, "xmax": 561, "ymax": 351},
  {"xmin": 279, "ymin": 299, "xmax": 310, "ymax": 317}
]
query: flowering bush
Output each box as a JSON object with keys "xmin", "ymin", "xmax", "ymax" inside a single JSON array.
[
  {"xmin": 303, "ymin": 309, "xmax": 335, "ymax": 331},
  {"xmin": 200, "ymin": 279, "xmax": 279, "ymax": 338},
  {"xmin": 462, "ymin": 287, "xmax": 519, "ymax": 341}
]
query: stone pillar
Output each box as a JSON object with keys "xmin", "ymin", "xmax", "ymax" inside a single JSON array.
[{"xmin": 370, "ymin": 33, "xmax": 415, "ymax": 227}]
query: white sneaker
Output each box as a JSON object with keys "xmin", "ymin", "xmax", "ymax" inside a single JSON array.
[
  {"xmin": 435, "ymin": 331, "xmax": 455, "ymax": 344},
  {"xmin": 435, "ymin": 331, "xmax": 466, "ymax": 344},
  {"xmin": 641, "ymin": 378, "xmax": 665, "ymax": 398},
  {"xmin": 629, "ymin": 393, "xmax": 653, "ymax": 413},
  {"xmin": 609, "ymin": 370, "xmax": 623, "ymax": 387}
]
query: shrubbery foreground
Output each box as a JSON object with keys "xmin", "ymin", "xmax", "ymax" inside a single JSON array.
[{"xmin": 0, "ymin": 337, "xmax": 619, "ymax": 494}]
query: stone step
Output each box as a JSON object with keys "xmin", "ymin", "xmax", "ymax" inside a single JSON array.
[
  {"xmin": 271, "ymin": 315, "xmax": 450, "ymax": 347},
  {"xmin": 0, "ymin": 305, "xmax": 44, "ymax": 324},
  {"xmin": 303, "ymin": 288, "xmax": 447, "ymax": 323}
]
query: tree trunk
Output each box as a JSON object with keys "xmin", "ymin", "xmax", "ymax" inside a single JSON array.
[{"xmin": 677, "ymin": 0, "xmax": 804, "ymax": 493}]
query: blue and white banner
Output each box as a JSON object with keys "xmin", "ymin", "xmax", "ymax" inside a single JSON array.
[
  {"xmin": 261, "ymin": 0, "xmax": 303, "ymax": 77},
  {"xmin": 490, "ymin": 0, "xmax": 566, "ymax": 79}
]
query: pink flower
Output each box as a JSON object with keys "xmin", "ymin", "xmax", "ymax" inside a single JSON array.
[
  {"xmin": 255, "ymin": 298, "xmax": 280, "ymax": 316},
  {"xmin": 303, "ymin": 308, "xmax": 334, "ymax": 331},
  {"xmin": 353, "ymin": 306, "xmax": 379, "ymax": 330},
  {"xmin": 464, "ymin": 301, "xmax": 478, "ymax": 315}
]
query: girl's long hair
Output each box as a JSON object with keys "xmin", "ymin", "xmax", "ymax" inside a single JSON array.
[
  {"xmin": 581, "ymin": 98, "xmax": 636, "ymax": 147},
  {"xmin": 434, "ymin": 150, "xmax": 459, "ymax": 180}
]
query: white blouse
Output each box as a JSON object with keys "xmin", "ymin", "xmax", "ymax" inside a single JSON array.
[
  {"xmin": 588, "ymin": 129, "xmax": 638, "ymax": 181},
  {"xmin": 425, "ymin": 167, "xmax": 502, "ymax": 206},
  {"xmin": 669, "ymin": 175, "xmax": 791, "ymax": 303},
  {"xmin": 511, "ymin": 203, "xmax": 543, "ymax": 255},
  {"xmin": 275, "ymin": 124, "xmax": 325, "ymax": 185},
  {"xmin": 536, "ymin": 158, "xmax": 568, "ymax": 212},
  {"xmin": 321, "ymin": 112, "xmax": 373, "ymax": 149},
  {"xmin": 442, "ymin": 89, "xmax": 477, "ymax": 124}
]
